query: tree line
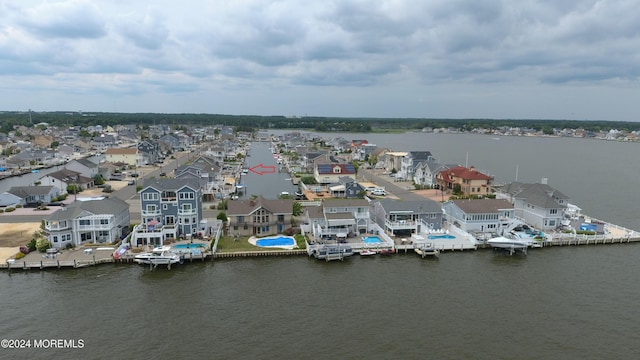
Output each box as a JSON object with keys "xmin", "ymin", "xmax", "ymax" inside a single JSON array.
[{"xmin": 0, "ymin": 111, "xmax": 638, "ymax": 133}]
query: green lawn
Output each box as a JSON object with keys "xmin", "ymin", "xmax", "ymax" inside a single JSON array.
[{"xmin": 215, "ymin": 234, "xmax": 307, "ymax": 252}]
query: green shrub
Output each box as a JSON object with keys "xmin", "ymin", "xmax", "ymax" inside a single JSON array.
[
  {"xmin": 15, "ymin": 252, "xmax": 25, "ymax": 260},
  {"xmin": 65, "ymin": 243, "xmax": 75, "ymax": 250},
  {"xmin": 0, "ymin": 209, "xmax": 4, "ymax": 213},
  {"xmin": 27, "ymin": 238, "xmax": 37, "ymax": 252},
  {"xmin": 36, "ymin": 238, "xmax": 51, "ymax": 252},
  {"xmin": 5, "ymin": 207, "xmax": 15, "ymax": 212},
  {"xmin": 15, "ymin": 204, "xmax": 22, "ymax": 208}
]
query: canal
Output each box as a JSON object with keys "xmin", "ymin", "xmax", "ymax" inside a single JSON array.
[{"xmin": 237, "ymin": 141, "xmax": 299, "ymax": 199}]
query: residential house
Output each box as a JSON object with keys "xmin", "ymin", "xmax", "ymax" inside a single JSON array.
[
  {"xmin": 39, "ymin": 169, "xmax": 93, "ymax": 194},
  {"xmin": 7, "ymin": 186, "xmax": 59, "ymax": 206},
  {"xmin": 328, "ymin": 176, "xmax": 366, "ymax": 198},
  {"xmin": 314, "ymin": 163, "xmax": 357, "ymax": 184},
  {"xmin": 497, "ymin": 182, "xmax": 570, "ymax": 230},
  {"xmin": 159, "ymin": 134, "xmax": 181, "ymax": 150},
  {"xmin": 436, "ymin": 166, "xmax": 493, "ymax": 196},
  {"xmin": 45, "ymin": 197, "xmax": 130, "ymax": 249},
  {"xmin": 399, "ymin": 151, "xmax": 434, "ymax": 181},
  {"xmin": 92, "ymin": 134, "xmax": 117, "ymax": 152},
  {"xmin": 105, "ymin": 147, "xmax": 143, "ymax": 167},
  {"xmin": 226, "ymin": 196, "xmax": 294, "ymax": 236},
  {"xmin": 66, "ymin": 158, "xmax": 99, "ymax": 179},
  {"xmin": 442, "ymin": 199, "xmax": 515, "ymax": 234},
  {"xmin": 133, "ymin": 178, "xmax": 202, "ymax": 246},
  {"xmin": 382, "ymin": 151, "xmax": 407, "ymax": 173},
  {"xmin": 0, "ymin": 191, "xmax": 22, "ymax": 207},
  {"xmin": 56, "ymin": 144, "xmax": 75, "ymax": 160},
  {"xmin": 137, "ymin": 140, "xmax": 161, "ymax": 165},
  {"xmin": 305, "ymin": 198, "xmax": 370, "ymax": 239},
  {"xmin": 370, "ymin": 199, "xmax": 443, "ymax": 237},
  {"xmin": 413, "ymin": 161, "xmax": 453, "ymax": 187}
]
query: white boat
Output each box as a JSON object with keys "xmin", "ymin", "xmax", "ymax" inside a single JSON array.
[
  {"xmin": 134, "ymin": 246, "xmax": 182, "ymax": 267},
  {"xmin": 487, "ymin": 236, "xmax": 531, "ymax": 254},
  {"xmin": 360, "ymin": 249, "xmax": 377, "ymax": 256},
  {"xmin": 280, "ymin": 191, "xmax": 290, "ymax": 196},
  {"xmin": 414, "ymin": 243, "xmax": 439, "ymax": 258}
]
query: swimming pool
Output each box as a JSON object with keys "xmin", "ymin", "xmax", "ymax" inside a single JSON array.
[
  {"xmin": 172, "ymin": 243, "xmax": 206, "ymax": 254},
  {"xmin": 427, "ymin": 234, "xmax": 456, "ymax": 240},
  {"xmin": 256, "ymin": 236, "xmax": 296, "ymax": 247},
  {"xmin": 362, "ymin": 236, "xmax": 383, "ymax": 243},
  {"xmin": 173, "ymin": 243, "xmax": 206, "ymax": 249}
]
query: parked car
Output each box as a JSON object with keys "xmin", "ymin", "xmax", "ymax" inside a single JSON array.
[
  {"xmin": 159, "ymin": 172, "xmax": 166, "ymax": 177},
  {"xmin": 128, "ymin": 180, "xmax": 135, "ymax": 185},
  {"xmin": 130, "ymin": 173, "xmax": 139, "ymax": 178},
  {"xmin": 371, "ymin": 189, "xmax": 387, "ymax": 196}
]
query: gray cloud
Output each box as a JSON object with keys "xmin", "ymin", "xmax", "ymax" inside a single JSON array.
[{"xmin": 1, "ymin": 0, "xmax": 639, "ymax": 121}]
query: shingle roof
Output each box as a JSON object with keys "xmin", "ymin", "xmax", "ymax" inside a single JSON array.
[
  {"xmin": 8, "ymin": 186, "xmax": 55, "ymax": 197},
  {"xmin": 47, "ymin": 197, "xmax": 129, "ymax": 221},
  {"xmin": 317, "ymin": 164, "xmax": 356, "ymax": 175},
  {"xmin": 440, "ymin": 166, "xmax": 492, "ymax": 180},
  {"xmin": 375, "ymin": 199, "xmax": 442, "ymax": 213},
  {"xmin": 227, "ymin": 196, "xmax": 293, "ymax": 216},
  {"xmin": 451, "ymin": 199, "xmax": 514, "ymax": 213}
]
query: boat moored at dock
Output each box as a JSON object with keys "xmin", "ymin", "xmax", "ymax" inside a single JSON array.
[{"xmin": 134, "ymin": 246, "xmax": 182, "ymax": 268}]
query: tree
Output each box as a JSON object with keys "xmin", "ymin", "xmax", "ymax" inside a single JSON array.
[
  {"xmin": 300, "ymin": 176, "xmax": 318, "ymax": 184},
  {"xmin": 36, "ymin": 238, "xmax": 51, "ymax": 253},
  {"xmin": 217, "ymin": 211, "xmax": 228, "ymax": 222},
  {"xmin": 93, "ymin": 174, "xmax": 105, "ymax": 186},
  {"xmin": 67, "ymin": 184, "xmax": 82, "ymax": 194},
  {"xmin": 292, "ymin": 202, "xmax": 303, "ymax": 216}
]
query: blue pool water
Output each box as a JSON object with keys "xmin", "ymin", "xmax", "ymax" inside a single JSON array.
[
  {"xmin": 427, "ymin": 235, "xmax": 456, "ymax": 240},
  {"xmin": 256, "ymin": 236, "xmax": 295, "ymax": 247},
  {"xmin": 173, "ymin": 243, "xmax": 205, "ymax": 249},
  {"xmin": 362, "ymin": 236, "xmax": 383, "ymax": 243}
]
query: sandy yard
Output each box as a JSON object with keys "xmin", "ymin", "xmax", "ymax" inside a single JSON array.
[
  {"xmin": 0, "ymin": 222, "xmax": 41, "ymax": 248},
  {"xmin": 414, "ymin": 189, "xmax": 450, "ymax": 202}
]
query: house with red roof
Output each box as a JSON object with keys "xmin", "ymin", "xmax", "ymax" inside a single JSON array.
[
  {"xmin": 314, "ymin": 163, "xmax": 357, "ymax": 184},
  {"xmin": 436, "ymin": 166, "xmax": 493, "ymax": 196}
]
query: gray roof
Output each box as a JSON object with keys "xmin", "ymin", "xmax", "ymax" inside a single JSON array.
[
  {"xmin": 74, "ymin": 158, "xmax": 98, "ymax": 168},
  {"xmin": 227, "ymin": 196, "xmax": 293, "ymax": 216},
  {"xmin": 142, "ymin": 178, "xmax": 200, "ymax": 192},
  {"xmin": 375, "ymin": 199, "xmax": 442, "ymax": 213},
  {"xmin": 8, "ymin": 186, "xmax": 56, "ymax": 197},
  {"xmin": 451, "ymin": 199, "xmax": 514, "ymax": 213},
  {"xmin": 515, "ymin": 183, "xmax": 569, "ymax": 209},
  {"xmin": 322, "ymin": 198, "xmax": 369, "ymax": 208},
  {"xmin": 47, "ymin": 197, "xmax": 129, "ymax": 221}
]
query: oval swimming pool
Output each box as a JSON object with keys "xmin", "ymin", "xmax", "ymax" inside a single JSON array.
[{"xmin": 256, "ymin": 236, "xmax": 295, "ymax": 247}]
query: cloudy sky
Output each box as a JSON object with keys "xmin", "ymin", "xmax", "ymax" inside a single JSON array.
[{"xmin": 1, "ymin": 0, "xmax": 639, "ymax": 121}]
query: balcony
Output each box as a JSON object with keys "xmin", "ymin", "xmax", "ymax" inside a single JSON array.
[
  {"xmin": 385, "ymin": 219, "xmax": 417, "ymax": 231},
  {"xmin": 178, "ymin": 209, "xmax": 198, "ymax": 216},
  {"xmin": 141, "ymin": 209, "xmax": 161, "ymax": 216}
]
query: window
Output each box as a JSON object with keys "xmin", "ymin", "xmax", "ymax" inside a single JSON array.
[
  {"xmin": 278, "ymin": 215, "xmax": 285, "ymax": 222},
  {"xmin": 143, "ymin": 192, "xmax": 159, "ymax": 201},
  {"xmin": 100, "ymin": 219, "xmax": 109, "ymax": 225},
  {"xmin": 237, "ymin": 216, "xmax": 244, "ymax": 223},
  {"xmin": 79, "ymin": 219, "xmax": 90, "ymax": 226},
  {"xmin": 550, "ymin": 209, "xmax": 558, "ymax": 214},
  {"xmin": 53, "ymin": 236, "xmax": 58, "ymax": 243}
]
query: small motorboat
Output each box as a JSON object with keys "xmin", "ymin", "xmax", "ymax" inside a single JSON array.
[
  {"xmin": 359, "ymin": 249, "xmax": 377, "ymax": 256},
  {"xmin": 379, "ymin": 248, "xmax": 396, "ymax": 256}
]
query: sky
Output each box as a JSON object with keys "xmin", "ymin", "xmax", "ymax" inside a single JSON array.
[{"xmin": 1, "ymin": 0, "xmax": 639, "ymax": 121}]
